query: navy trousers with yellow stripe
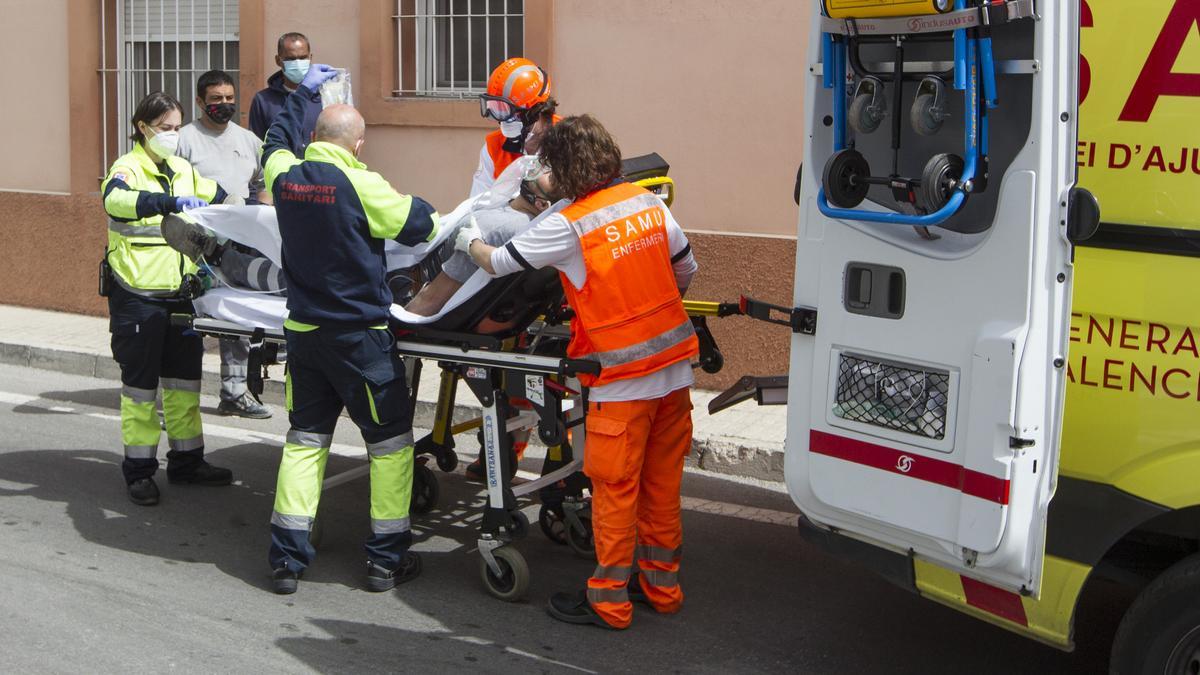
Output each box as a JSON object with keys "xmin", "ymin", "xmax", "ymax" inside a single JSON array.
[
  {"xmin": 269, "ymin": 325, "xmax": 415, "ymax": 574},
  {"xmin": 108, "ymin": 285, "xmax": 206, "ymax": 483}
]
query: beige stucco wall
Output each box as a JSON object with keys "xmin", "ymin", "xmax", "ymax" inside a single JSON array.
[
  {"xmin": 552, "ymin": 0, "xmax": 809, "ymax": 237},
  {"xmin": 0, "ymin": 0, "xmax": 71, "ymax": 194},
  {"xmin": 262, "ymin": 0, "xmax": 361, "ymax": 94}
]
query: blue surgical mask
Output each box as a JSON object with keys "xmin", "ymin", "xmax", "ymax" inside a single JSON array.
[{"xmin": 282, "ymin": 59, "xmax": 311, "ymax": 84}]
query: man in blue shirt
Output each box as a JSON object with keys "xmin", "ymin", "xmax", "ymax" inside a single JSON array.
[{"xmin": 248, "ymin": 32, "xmax": 322, "ymax": 155}]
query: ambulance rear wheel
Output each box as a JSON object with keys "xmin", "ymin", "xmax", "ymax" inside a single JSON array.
[
  {"xmin": 410, "ymin": 464, "xmax": 438, "ymax": 515},
  {"xmin": 918, "ymin": 153, "xmax": 964, "ymax": 214},
  {"xmin": 566, "ymin": 511, "xmax": 596, "ymax": 559},
  {"xmin": 480, "ymin": 546, "xmax": 529, "ymax": 602},
  {"xmin": 822, "ymin": 149, "xmax": 871, "ymax": 208},
  {"xmin": 1111, "ymin": 553, "xmax": 1200, "ymax": 675}
]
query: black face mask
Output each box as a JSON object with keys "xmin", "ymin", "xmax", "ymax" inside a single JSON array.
[{"xmin": 204, "ymin": 103, "xmax": 236, "ymax": 124}]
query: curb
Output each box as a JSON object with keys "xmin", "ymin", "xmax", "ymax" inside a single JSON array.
[{"xmin": 1, "ymin": 341, "xmax": 786, "ymax": 482}]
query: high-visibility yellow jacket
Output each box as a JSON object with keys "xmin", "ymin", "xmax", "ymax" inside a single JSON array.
[{"xmin": 102, "ymin": 142, "xmax": 224, "ymax": 296}]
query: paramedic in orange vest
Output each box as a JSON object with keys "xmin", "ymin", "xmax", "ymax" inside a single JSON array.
[
  {"xmin": 458, "ymin": 114, "xmax": 699, "ymax": 630},
  {"xmin": 471, "ymin": 57, "xmax": 560, "ymax": 197}
]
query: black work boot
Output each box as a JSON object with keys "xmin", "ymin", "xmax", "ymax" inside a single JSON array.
[
  {"xmin": 366, "ymin": 552, "xmax": 422, "ymax": 592},
  {"xmin": 168, "ymin": 461, "xmax": 233, "ymax": 486},
  {"xmin": 547, "ymin": 591, "xmax": 619, "ymax": 629},
  {"xmin": 162, "ymin": 214, "xmax": 221, "ymax": 264},
  {"xmin": 127, "ymin": 478, "xmax": 160, "ymax": 506},
  {"xmin": 272, "ymin": 567, "xmax": 300, "ymax": 595}
]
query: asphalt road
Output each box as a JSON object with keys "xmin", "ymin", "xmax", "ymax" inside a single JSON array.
[{"xmin": 0, "ymin": 362, "xmax": 1125, "ymax": 674}]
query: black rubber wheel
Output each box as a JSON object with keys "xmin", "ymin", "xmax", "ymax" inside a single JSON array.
[
  {"xmin": 822, "ymin": 149, "xmax": 871, "ymax": 208},
  {"xmin": 918, "ymin": 153, "xmax": 964, "ymax": 214},
  {"xmin": 538, "ymin": 505, "xmax": 569, "ymax": 545},
  {"xmin": 505, "ymin": 509, "xmax": 530, "ymax": 540},
  {"xmin": 435, "ymin": 449, "xmax": 458, "ymax": 473},
  {"xmin": 479, "ymin": 546, "xmax": 530, "ymax": 602},
  {"xmin": 849, "ymin": 92, "xmax": 884, "ymax": 135},
  {"xmin": 909, "ymin": 93, "xmax": 944, "ymax": 137},
  {"xmin": 566, "ymin": 510, "xmax": 596, "ymax": 559},
  {"xmin": 538, "ymin": 420, "xmax": 566, "ymax": 447},
  {"xmin": 308, "ymin": 512, "xmax": 324, "ymax": 549},
  {"xmin": 1112, "ymin": 553, "xmax": 1200, "ymax": 675},
  {"xmin": 702, "ymin": 349, "xmax": 725, "ymax": 375},
  {"xmin": 410, "ymin": 463, "xmax": 439, "ymax": 515}
]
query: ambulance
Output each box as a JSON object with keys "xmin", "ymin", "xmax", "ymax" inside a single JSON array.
[{"xmin": 728, "ymin": 1, "xmax": 1200, "ymax": 672}]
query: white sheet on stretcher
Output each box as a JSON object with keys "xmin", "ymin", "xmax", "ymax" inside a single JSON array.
[{"xmin": 189, "ymin": 156, "xmax": 564, "ymax": 329}]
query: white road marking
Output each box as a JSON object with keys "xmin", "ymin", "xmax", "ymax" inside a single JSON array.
[{"xmin": 0, "ymin": 389, "xmax": 799, "ymax": 528}]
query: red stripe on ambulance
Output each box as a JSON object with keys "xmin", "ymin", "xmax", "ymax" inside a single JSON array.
[{"xmin": 809, "ymin": 430, "xmax": 1011, "ymax": 505}]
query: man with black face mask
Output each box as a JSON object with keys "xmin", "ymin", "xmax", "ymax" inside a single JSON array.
[{"xmin": 177, "ymin": 69, "xmax": 274, "ymax": 420}]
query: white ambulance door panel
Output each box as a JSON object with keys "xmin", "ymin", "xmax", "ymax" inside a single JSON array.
[{"xmin": 787, "ymin": 1, "xmax": 1079, "ymax": 595}]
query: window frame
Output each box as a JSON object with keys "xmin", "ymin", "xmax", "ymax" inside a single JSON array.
[{"xmin": 359, "ymin": 0, "xmax": 551, "ymax": 128}]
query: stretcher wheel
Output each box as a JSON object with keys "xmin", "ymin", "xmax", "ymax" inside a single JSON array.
[
  {"xmin": 701, "ymin": 349, "xmax": 724, "ymax": 375},
  {"xmin": 538, "ymin": 421, "xmax": 566, "ymax": 447},
  {"xmin": 504, "ymin": 509, "xmax": 530, "ymax": 540},
  {"xmin": 822, "ymin": 149, "xmax": 871, "ymax": 208},
  {"xmin": 479, "ymin": 546, "xmax": 529, "ymax": 602},
  {"xmin": 538, "ymin": 505, "xmax": 569, "ymax": 545},
  {"xmin": 910, "ymin": 93, "xmax": 944, "ymax": 137},
  {"xmin": 435, "ymin": 450, "xmax": 458, "ymax": 473},
  {"xmin": 410, "ymin": 463, "xmax": 439, "ymax": 515},
  {"xmin": 309, "ymin": 513, "xmax": 324, "ymax": 549},
  {"xmin": 918, "ymin": 153, "xmax": 965, "ymax": 214},
  {"xmin": 566, "ymin": 511, "xmax": 596, "ymax": 559}
]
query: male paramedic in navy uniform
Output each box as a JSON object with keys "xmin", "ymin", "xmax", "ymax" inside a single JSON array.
[{"xmin": 261, "ymin": 63, "xmax": 440, "ymax": 595}]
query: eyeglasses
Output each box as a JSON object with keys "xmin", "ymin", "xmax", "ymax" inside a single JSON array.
[{"xmin": 478, "ymin": 94, "xmax": 526, "ymax": 122}]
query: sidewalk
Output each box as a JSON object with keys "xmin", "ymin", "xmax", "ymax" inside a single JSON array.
[{"xmin": 0, "ymin": 305, "xmax": 788, "ymax": 481}]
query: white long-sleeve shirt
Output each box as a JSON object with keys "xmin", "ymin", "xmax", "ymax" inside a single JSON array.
[{"xmin": 490, "ymin": 198, "xmax": 698, "ymax": 402}]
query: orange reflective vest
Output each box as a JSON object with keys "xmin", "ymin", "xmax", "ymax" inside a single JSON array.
[
  {"xmin": 560, "ymin": 182, "xmax": 698, "ymax": 388},
  {"xmin": 484, "ymin": 115, "xmax": 563, "ymax": 179}
]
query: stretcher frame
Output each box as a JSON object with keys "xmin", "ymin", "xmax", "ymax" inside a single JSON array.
[{"xmin": 174, "ymin": 314, "xmax": 599, "ymax": 600}]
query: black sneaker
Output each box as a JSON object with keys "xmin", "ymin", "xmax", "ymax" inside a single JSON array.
[
  {"xmin": 167, "ymin": 461, "xmax": 233, "ymax": 486},
  {"xmin": 217, "ymin": 394, "xmax": 272, "ymax": 419},
  {"xmin": 127, "ymin": 478, "xmax": 160, "ymax": 506},
  {"xmin": 366, "ymin": 553, "xmax": 422, "ymax": 592},
  {"xmin": 162, "ymin": 213, "xmax": 221, "ymax": 264},
  {"xmin": 272, "ymin": 567, "xmax": 300, "ymax": 595},
  {"xmin": 547, "ymin": 591, "xmax": 619, "ymax": 629}
]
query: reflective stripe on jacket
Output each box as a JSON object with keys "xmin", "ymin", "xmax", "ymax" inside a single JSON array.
[
  {"xmin": 560, "ymin": 182, "xmax": 699, "ymax": 387},
  {"xmin": 102, "ymin": 143, "xmax": 219, "ymax": 295}
]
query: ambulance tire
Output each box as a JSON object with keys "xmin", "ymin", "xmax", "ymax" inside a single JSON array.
[
  {"xmin": 480, "ymin": 546, "xmax": 529, "ymax": 602},
  {"xmin": 1111, "ymin": 553, "xmax": 1200, "ymax": 675},
  {"xmin": 919, "ymin": 153, "xmax": 964, "ymax": 214},
  {"xmin": 822, "ymin": 150, "xmax": 871, "ymax": 208},
  {"xmin": 410, "ymin": 463, "xmax": 439, "ymax": 515},
  {"xmin": 849, "ymin": 92, "xmax": 884, "ymax": 136}
]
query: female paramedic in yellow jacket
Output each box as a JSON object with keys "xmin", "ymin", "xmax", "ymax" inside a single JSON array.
[{"xmin": 101, "ymin": 91, "xmax": 235, "ymax": 506}]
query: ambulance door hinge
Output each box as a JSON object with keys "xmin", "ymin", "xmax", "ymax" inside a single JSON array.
[
  {"xmin": 738, "ymin": 296, "xmax": 818, "ymax": 336},
  {"xmin": 962, "ymin": 548, "xmax": 979, "ymax": 568}
]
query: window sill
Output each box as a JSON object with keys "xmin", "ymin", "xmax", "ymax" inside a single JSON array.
[{"xmin": 359, "ymin": 96, "xmax": 492, "ymax": 129}]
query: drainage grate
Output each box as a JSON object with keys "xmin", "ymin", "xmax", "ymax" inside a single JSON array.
[{"xmin": 833, "ymin": 353, "xmax": 950, "ymax": 439}]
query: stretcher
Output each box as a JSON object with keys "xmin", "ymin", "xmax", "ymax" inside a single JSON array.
[{"xmin": 172, "ymin": 154, "xmax": 734, "ymax": 601}]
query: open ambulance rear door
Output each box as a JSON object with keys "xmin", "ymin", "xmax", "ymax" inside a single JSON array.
[{"xmin": 788, "ymin": 1, "xmax": 1081, "ymax": 596}]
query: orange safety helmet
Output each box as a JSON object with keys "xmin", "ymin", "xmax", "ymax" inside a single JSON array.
[{"xmin": 479, "ymin": 57, "xmax": 551, "ymax": 121}]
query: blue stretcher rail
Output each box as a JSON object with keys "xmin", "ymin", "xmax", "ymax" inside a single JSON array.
[{"xmin": 816, "ymin": 0, "xmax": 991, "ymax": 228}]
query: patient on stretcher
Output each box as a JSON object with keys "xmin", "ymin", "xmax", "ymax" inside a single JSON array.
[
  {"xmin": 161, "ymin": 170, "xmax": 557, "ymax": 318},
  {"xmin": 405, "ymin": 173, "xmax": 556, "ymax": 316}
]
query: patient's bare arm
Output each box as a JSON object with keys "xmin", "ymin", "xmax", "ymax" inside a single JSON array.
[{"xmin": 405, "ymin": 274, "xmax": 464, "ymax": 316}]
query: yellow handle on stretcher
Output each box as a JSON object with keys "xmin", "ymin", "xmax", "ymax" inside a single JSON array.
[
  {"xmin": 633, "ymin": 176, "xmax": 675, "ymax": 208},
  {"xmin": 823, "ymin": 0, "xmax": 952, "ymax": 19},
  {"xmin": 684, "ymin": 300, "xmax": 723, "ymax": 317}
]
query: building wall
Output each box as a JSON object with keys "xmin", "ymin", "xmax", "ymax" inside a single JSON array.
[{"xmin": 0, "ymin": 0, "xmax": 72, "ymax": 194}]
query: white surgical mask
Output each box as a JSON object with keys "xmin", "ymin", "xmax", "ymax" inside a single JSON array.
[
  {"xmin": 145, "ymin": 129, "xmax": 180, "ymax": 158},
  {"xmin": 283, "ymin": 59, "xmax": 311, "ymax": 84},
  {"xmin": 499, "ymin": 118, "xmax": 524, "ymax": 139}
]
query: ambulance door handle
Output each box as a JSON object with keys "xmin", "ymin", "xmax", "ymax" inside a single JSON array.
[{"xmin": 844, "ymin": 262, "xmax": 905, "ymax": 320}]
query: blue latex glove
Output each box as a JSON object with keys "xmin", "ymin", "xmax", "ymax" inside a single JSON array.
[
  {"xmin": 300, "ymin": 64, "xmax": 339, "ymax": 92},
  {"xmin": 175, "ymin": 196, "xmax": 208, "ymax": 212}
]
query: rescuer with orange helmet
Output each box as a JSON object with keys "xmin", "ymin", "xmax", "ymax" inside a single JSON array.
[
  {"xmin": 457, "ymin": 115, "xmax": 700, "ymax": 630},
  {"xmin": 471, "ymin": 57, "xmax": 561, "ymax": 197}
]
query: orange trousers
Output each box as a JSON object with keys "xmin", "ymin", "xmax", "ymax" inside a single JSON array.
[{"xmin": 583, "ymin": 387, "xmax": 692, "ymax": 629}]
